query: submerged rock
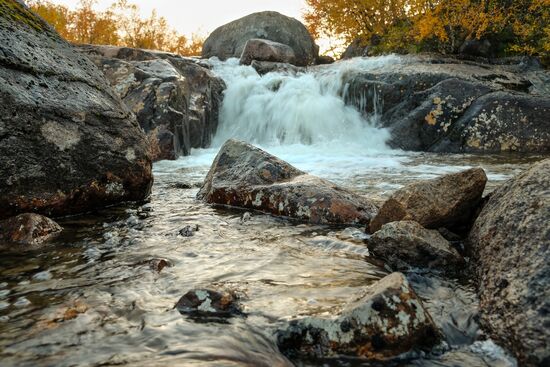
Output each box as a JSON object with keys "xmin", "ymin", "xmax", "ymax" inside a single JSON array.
[
  {"xmin": 345, "ymin": 54, "xmax": 550, "ymax": 153},
  {"xmin": 0, "ymin": 213, "xmax": 62, "ymax": 247},
  {"xmin": 202, "ymin": 11, "xmax": 318, "ymax": 66},
  {"xmin": 175, "ymin": 289, "xmax": 240, "ymax": 316},
  {"xmin": 148, "ymin": 258, "xmax": 171, "ymax": 273},
  {"xmin": 368, "ymin": 221, "xmax": 463, "ymax": 272},
  {"xmin": 277, "ymin": 272, "xmax": 440, "ymax": 360},
  {"xmin": 369, "ymin": 168, "xmax": 487, "ymax": 233},
  {"xmin": 0, "ymin": 1, "xmax": 152, "ymax": 219},
  {"xmin": 198, "ymin": 140, "xmax": 378, "ymax": 225},
  {"xmin": 78, "ymin": 44, "xmax": 225, "ymax": 161},
  {"xmin": 468, "ymin": 158, "xmax": 550, "ymax": 366},
  {"xmin": 250, "ymin": 60, "xmax": 302, "ymax": 76},
  {"xmin": 240, "ymin": 39, "xmax": 296, "ymax": 66}
]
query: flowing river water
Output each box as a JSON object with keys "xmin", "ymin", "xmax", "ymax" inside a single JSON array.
[{"xmin": 0, "ymin": 56, "xmax": 543, "ymax": 366}]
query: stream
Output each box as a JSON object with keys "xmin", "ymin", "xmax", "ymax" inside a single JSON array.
[{"xmin": 0, "ymin": 56, "xmax": 542, "ymax": 367}]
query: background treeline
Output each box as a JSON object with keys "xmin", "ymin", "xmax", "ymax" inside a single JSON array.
[
  {"xmin": 305, "ymin": 0, "xmax": 549, "ymax": 60},
  {"xmin": 27, "ymin": 0, "xmax": 203, "ymax": 56}
]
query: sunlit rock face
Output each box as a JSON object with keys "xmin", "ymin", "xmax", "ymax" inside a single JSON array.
[
  {"xmin": 0, "ymin": 213, "xmax": 62, "ymax": 248},
  {"xmin": 78, "ymin": 45, "xmax": 226, "ymax": 161},
  {"xmin": 202, "ymin": 11, "xmax": 318, "ymax": 66},
  {"xmin": 240, "ymin": 39, "xmax": 297, "ymax": 66},
  {"xmin": 469, "ymin": 158, "xmax": 550, "ymax": 366},
  {"xmin": 368, "ymin": 221, "xmax": 464, "ymax": 272},
  {"xmin": 0, "ymin": 1, "xmax": 152, "ymax": 219},
  {"xmin": 277, "ymin": 272, "xmax": 441, "ymax": 360},
  {"xmin": 369, "ymin": 168, "xmax": 487, "ymax": 233},
  {"xmin": 198, "ymin": 139, "xmax": 379, "ymax": 225},
  {"xmin": 344, "ymin": 54, "xmax": 550, "ymax": 153}
]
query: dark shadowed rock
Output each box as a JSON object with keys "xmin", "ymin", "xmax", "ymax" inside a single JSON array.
[
  {"xmin": 0, "ymin": 1, "xmax": 152, "ymax": 219},
  {"xmin": 370, "ymin": 168, "xmax": 487, "ymax": 233},
  {"xmin": 202, "ymin": 11, "xmax": 318, "ymax": 66},
  {"xmin": 149, "ymin": 258, "xmax": 171, "ymax": 273},
  {"xmin": 369, "ymin": 221, "xmax": 463, "ymax": 272},
  {"xmin": 78, "ymin": 45, "xmax": 225, "ymax": 161},
  {"xmin": 198, "ymin": 140, "xmax": 378, "ymax": 225},
  {"xmin": 0, "ymin": 213, "xmax": 62, "ymax": 247},
  {"xmin": 175, "ymin": 289, "xmax": 240, "ymax": 316},
  {"xmin": 341, "ymin": 38, "xmax": 369, "ymax": 59},
  {"xmin": 345, "ymin": 54, "xmax": 550, "ymax": 153},
  {"xmin": 468, "ymin": 158, "xmax": 550, "ymax": 366},
  {"xmin": 459, "ymin": 39, "xmax": 493, "ymax": 58},
  {"xmin": 277, "ymin": 272, "xmax": 441, "ymax": 360},
  {"xmin": 240, "ymin": 39, "xmax": 296, "ymax": 66}
]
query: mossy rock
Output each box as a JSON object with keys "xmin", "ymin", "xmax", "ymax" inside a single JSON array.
[{"xmin": 0, "ymin": 0, "xmax": 48, "ymax": 32}]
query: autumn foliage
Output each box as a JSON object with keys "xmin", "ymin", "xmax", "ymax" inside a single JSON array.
[
  {"xmin": 305, "ymin": 0, "xmax": 550, "ymax": 59},
  {"xmin": 27, "ymin": 0, "xmax": 204, "ymax": 56}
]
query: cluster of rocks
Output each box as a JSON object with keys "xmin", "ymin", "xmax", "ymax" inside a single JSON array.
[
  {"xmin": 78, "ymin": 44, "xmax": 226, "ymax": 161},
  {"xmin": 196, "ymin": 139, "xmax": 549, "ymax": 366}
]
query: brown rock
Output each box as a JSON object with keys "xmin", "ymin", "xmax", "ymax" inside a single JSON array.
[
  {"xmin": 175, "ymin": 289, "xmax": 240, "ymax": 316},
  {"xmin": 0, "ymin": 213, "xmax": 62, "ymax": 247},
  {"xmin": 277, "ymin": 272, "xmax": 441, "ymax": 360},
  {"xmin": 468, "ymin": 158, "xmax": 550, "ymax": 366},
  {"xmin": 368, "ymin": 221, "xmax": 464, "ymax": 272},
  {"xmin": 198, "ymin": 139, "xmax": 378, "ymax": 225},
  {"xmin": 369, "ymin": 168, "xmax": 487, "ymax": 233},
  {"xmin": 240, "ymin": 39, "xmax": 296, "ymax": 66}
]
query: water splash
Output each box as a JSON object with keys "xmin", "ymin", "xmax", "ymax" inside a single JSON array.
[{"xmin": 209, "ymin": 56, "xmax": 400, "ymax": 151}]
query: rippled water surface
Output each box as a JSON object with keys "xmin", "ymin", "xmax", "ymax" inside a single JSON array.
[{"xmin": 1, "ymin": 57, "xmax": 540, "ymax": 366}]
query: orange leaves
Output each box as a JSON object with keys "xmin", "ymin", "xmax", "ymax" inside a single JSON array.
[{"xmin": 28, "ymin": 0, "xmax": 203, "ymax": 56}]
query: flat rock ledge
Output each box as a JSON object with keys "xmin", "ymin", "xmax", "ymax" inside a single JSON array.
[
  {"xmin": 197, "ymin": 139, "xmax": 378, "ymax": 225},
  {"xmin": 276, "ymin": 272, "xmax": 441, "ymax": 360}
]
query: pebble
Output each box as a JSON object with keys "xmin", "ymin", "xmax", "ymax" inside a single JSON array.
[
  {"xmin": 14, "ymin": 297, "xmax": 31, "ymax": 308},
  {"xmin": 0, "ymin": 301, "xmax": 10, "ymax": 311},
  {"xmin": 32, "ymin": 271, "xmax": 53, "ymax": 281}
]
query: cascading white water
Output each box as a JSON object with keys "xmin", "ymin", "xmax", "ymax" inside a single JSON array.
[{"xmin": 210, "ymin": 56, "xmax": 400, "ymax": 151}]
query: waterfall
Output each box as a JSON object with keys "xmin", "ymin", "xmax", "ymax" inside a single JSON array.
[{"xmin": 209, "ymin": 56, "xmax": 401, "ymax": 152}]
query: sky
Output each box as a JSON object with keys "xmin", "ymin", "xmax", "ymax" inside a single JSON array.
[{"xmin": 51, "ymin": 0, "xmax": 309, "ymax": 38}]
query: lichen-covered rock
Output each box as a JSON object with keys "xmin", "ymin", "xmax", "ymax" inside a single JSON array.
[
  {"xmin": 175, "ymin": 289, "xmax": 240, "ymax": 316},
  {"xmin": 202, "ymin": 11, "xmax": 318, "ymax": 66},
  {"xmin": 276, "ymin": 272, "xmax": 441, "ymax": 360},
  {"xmin": 78, "ymin": 45, "xmax": 225, "ymax": 161},
  {"xmin": 198, "ymin": 140, "xmax": 378, "ymax": 225},
  {"xmin": 368, "ymin": 221, "xmax": 464, "ymax": 272},
  {"xmin": 0, "ymin": 1, "xmax": 152, "ymax": 219},
  {"xmin": 345, "ymin": 54, "xmax": 550, "ymax": 153},
  {"xmin": 240, "ymin": 39, "xmax": 296, "ymax": 66},
  {"xmin": 468, "ymin": 158, "xmax": 550, "ymax": 366},
  {"xmin": 369, "ymin": 168, "xmax": 487, "ymax": 233},
  {"xmin": 0, "ymin": 213, "xmax": 62, "ymax": 247}
]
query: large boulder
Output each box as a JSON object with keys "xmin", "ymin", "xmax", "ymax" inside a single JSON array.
[
  {"xmin": 240, "ymin": 38, "xmax": 296, "ymax": 66},
  {"xmin": 277, "ymin": 272, "xmax": 441, "ymax": 360},
  {"xmin": 0, "ymin": 1, "xmax": 152, "ymax": 219},
  {"xmin": 369, "ymin": 221, "xmax": 463, "ymax": 272},
  {"xmin": 345, "ymin": 54, "xmax": 550, "ymax": 153},
  {"xmin": 198, "ymin": 140, "xmax": 378, "ymax": 225},
  {"xmin": 202, "ymin": 11, "xmax": 318, "ymax": 66},
  {"xmin": 78, "ymin": 45, "xmax": 226, "ymax": 161},
  {"xmin": 468, "ymin": 158, "xmax": 550, "ymax": 366},
  {"xmin": 369, "ymin": 168, "xmax": 487, "ymax": 233},
  {"xmin": 0, "ymin": 213, "xmax": 62, "ymax": 247}
]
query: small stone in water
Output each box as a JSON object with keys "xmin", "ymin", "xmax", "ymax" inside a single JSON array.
[
  {"xmin": 179, "ymin": 225, "xmax": 199, "ymax": 237},
  {"xmin": 0, "ymin": 289, "xmax": 11, "ymax": 298},
  {"xmin": 175, "ymin": 289, "xmax": 240, "ymax": 317},
  {"xmin": 32, "ymin": 271, "xmax": 52, "ymax": 281},
  {"xmin": 0, "ymin": 315, "xmax": 9, "ymax": 322},
  {"xmin": 0, "ymin": 282, "xmax": 7, "ymax": 288},
  {"xmin": 14, "ymin": 297, "xmax": 31, "ymax": 308},
  {"xmin": 240, "ymin": 212, "xmax": 251, "ymax": 224},
  {"xmin": 0, "ymin": 301, "xmax": 10, "ymax": 310},
  {"xmin": 149, "ymin": 258, "xmax": 171, "ymax": 273}
]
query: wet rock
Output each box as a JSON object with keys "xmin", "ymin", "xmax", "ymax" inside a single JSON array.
[
  {"xmin": 0, "ymin": 1, "xmax": 153, "ymax": 219},
  {"xmin": 276, "ymin": 272, "xmax": 441, "ymax": 360},
  {"xmin": 316, "ymin": 55, "xmax": 335, "ymax": 65},
  {"xmin": 368, "ymin": 221, "xmax": 464, "ymax": 272},
  {"xmin": 240, "ymin": 39, "xmax": 296, "ymax": 66},
  {"xmin": 250, "ymin": 60, "xmax": 302, "ymax": 76},
  {"xmin": 0, "ymin": 213, "xmax": 62, "ymax": 247},
  {"xmin": 202, "ymin": 11, "xmax": 318, "ymax": 66},
  {"xmin": 341, "ymin": 38, "xmax": 370, "ymax": 59},
  {"xmin": 78, "ymin": 45, "xmax": 225, "ymax": 161},
  {"xmin": 369, "ymin": 168, "xmax": 487, "ymax": 233},
  {"xmin": 468, "ymin": 158, "xmax": 550, "ymax": 366},
  {"xmin": 198, "ymin": 139, "xmax": 378, "ymax": 225},
  {"xmin": 175, "ymin": 289, "xmax": 240, "ymax": 316},
  {"xmin": 149, "ymin": 258, "xmax": 171, "ymax": 273},
  {"xmin": 179, "ymin": 224, "xmax": 199, "ymax": 237},
  {"xmin": 345, "ymin": 54, "xmax": 550, "ymax": 153}
]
